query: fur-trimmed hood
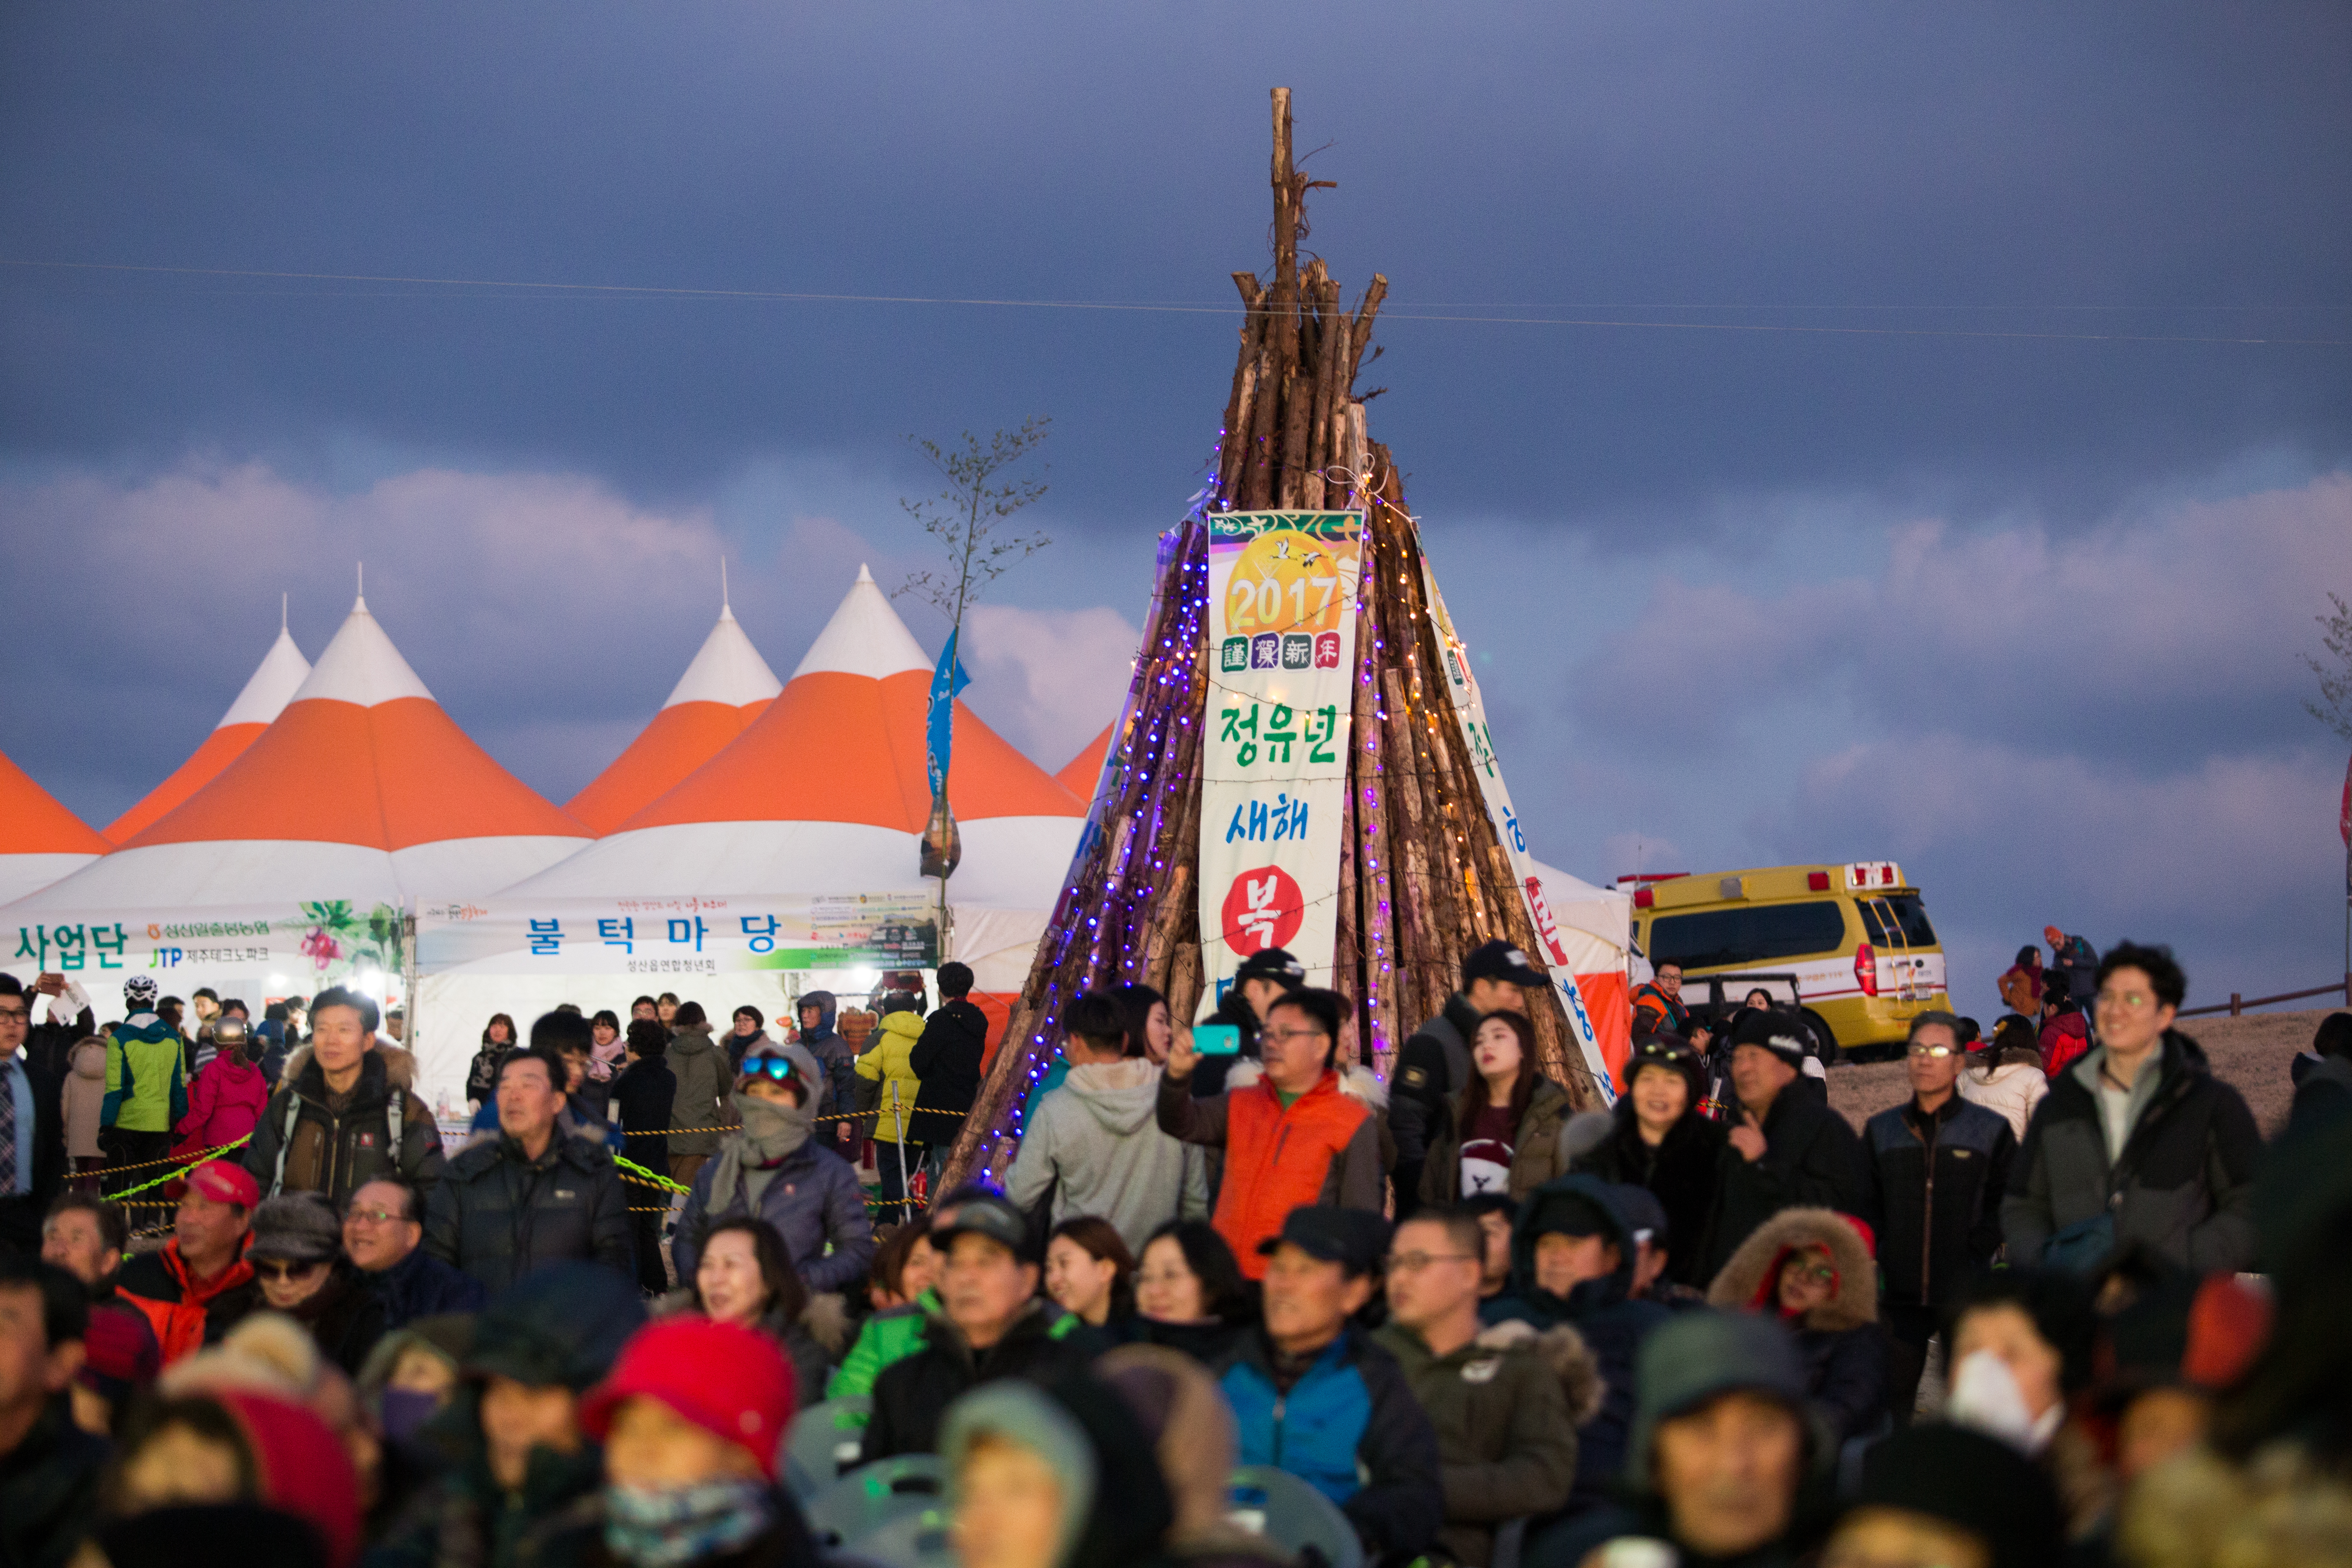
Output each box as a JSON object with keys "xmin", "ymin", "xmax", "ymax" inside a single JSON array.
[
  {"xmin": 1224, "ymin": 1057, "xmax": 1390, "ymax": 1112},
  {"xmin": 1706, "ymin": 1206, "xmax": 1877, "ymax": 1330},
  {"xmin": 1473, "ymin": 1317, "xmax": 1607, "ymax": 1426},
  {"xmin": 278, "ymin": 1041, "xmax": 419, "ymax": 1094}
]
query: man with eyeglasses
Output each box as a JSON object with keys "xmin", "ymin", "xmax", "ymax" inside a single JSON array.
[
  {"xmin": 1862, "ymin": 1011, "xmax": 2015, "ymax": 1425},
  {"xmin": 344, "ymin": 1175, "xmax": 485, "ymax": 1329},
  {"xmin": 1159, "ymin": 986, "xmax": 1387, "ymax": 1277},
  {"xmin": 1375, "ymin": 1207, "xmax": 1577, "ymax": 1567},
  {"xmin": 2003, "ymin": 941, "xmax": 2260, "ymax": 1276}
]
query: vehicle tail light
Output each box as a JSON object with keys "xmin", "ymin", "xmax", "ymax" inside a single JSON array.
[
  {"xmin": 1807, "ymin": 871, "xmax": 1830, "ymax": 891},
  {"xmin": 1633, "ymin": 888, "xmax": 1654, "ymax": 909},
  {"xmin": 1855, "ymin": 943, "xmax": 1878, "ymax": 997}
]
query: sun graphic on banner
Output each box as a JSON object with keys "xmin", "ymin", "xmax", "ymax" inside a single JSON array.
[{"xmin": 1222, "ymin": 529, "xmax": 1355, "ymax": 638}]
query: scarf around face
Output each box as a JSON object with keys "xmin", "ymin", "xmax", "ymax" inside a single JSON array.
[
  {"xmin": 603, "ymin": 1478, "xmax": 773, "ymax": 1568},
  {"xmin": 710, "ymin": 1089, "xmax": 815, "ymax": 1213}
]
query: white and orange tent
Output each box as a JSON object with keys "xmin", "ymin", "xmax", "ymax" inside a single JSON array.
[
  {"xmin": 505, "ymin": 565, "xmax": 1087, "ymax": 916},
  {"xmin": 0, "ymin": 750, "xmax": 110, "ymax": 906},
  {"xmin": 1527, "ymin": 859, "xmax": 1635, "ymax": 1081},
  {"xmin": 104, "ymin": 619, "xmax": 312, "ymax": 844},
  {"xmin": 564, "ymin": 592, "xmax": 782, "ymax": 835},
  {"xmin": 12, "ymin": 594, "xmax": 591, "ymax": 909}
]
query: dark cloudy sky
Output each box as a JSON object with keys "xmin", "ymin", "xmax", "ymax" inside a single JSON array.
[{"xmin": 5, "ymin": 2, "xmax": 2348, "ymax": 1014}]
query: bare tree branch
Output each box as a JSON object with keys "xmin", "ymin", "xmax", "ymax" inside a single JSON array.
[
  {"xmin": 2304, "ymin": 590, "xmax": 2352, "ymax": 744},
  {"xmin": 893, "ymin": 416, "xmax": 1053, "ymax": 631}
]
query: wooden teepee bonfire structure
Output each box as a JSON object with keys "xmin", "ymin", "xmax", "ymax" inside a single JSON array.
[{"xmin": 943, "ymin": 89, "xmax": 1603, "ymax": 1192}]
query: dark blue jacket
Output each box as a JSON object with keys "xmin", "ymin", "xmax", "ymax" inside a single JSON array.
[
  {"xmin": 365, "ymin": 1240, "xmax": 488, "ymax": 1329},
  {"xmin": 1218, "ymin": 1323, "xmax": 1444, "ymax": 1559},
  {"xmin": 1484, "ymin": 1174, "xmax": 1673, "ymax": 1508}
]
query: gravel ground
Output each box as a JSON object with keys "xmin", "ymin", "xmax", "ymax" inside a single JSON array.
[{"xmin": 1825, "ymin": 1006, "xmax": 2342, "ymax": 1137}]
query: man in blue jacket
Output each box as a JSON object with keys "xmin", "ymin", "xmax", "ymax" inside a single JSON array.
[{"xmin": 1217, "ymin": 1206, "xmax": 1443, "ymax": 1566}]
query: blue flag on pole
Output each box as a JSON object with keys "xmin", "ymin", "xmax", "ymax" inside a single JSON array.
[{"xmin": 925, "ymin": 629, "xmax": 971, "ymax": 799}]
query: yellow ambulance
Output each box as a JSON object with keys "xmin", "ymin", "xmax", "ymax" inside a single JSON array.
[{"xmin": 1627, "ymin": 861, "xmax": 1949, "ymax": 1061}]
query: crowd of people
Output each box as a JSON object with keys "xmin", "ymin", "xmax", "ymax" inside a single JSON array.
[{"xmin": 1, "ymin": 928, "xmax": 2348, "ymax": 1568}]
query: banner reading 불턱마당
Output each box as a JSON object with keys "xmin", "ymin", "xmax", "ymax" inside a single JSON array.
[
  {"xmin": 413, "ymin": 894, "xmax": 940, "ymax": 977},
  {"xmin": 1417, "ymin": 554, "xmax": 1617, "ymax": 1102},
  {"xmin": 1196, "ymin": 511, "xmax": 1364, "ymax": 1011}
]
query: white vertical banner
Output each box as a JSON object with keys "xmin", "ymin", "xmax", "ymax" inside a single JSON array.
[
  {"xmin": 1197, "ymin": 511, "xmax": 1364, "ymax": 1013},
  {"xmin": 1418, "ymin": 557, "xmax": 1617, "ymax": 1102}
]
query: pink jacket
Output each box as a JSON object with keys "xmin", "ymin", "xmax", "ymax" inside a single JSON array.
[{"xmin": 174, "ymin": 1054, "xmax": 269, "ymax": 1158}]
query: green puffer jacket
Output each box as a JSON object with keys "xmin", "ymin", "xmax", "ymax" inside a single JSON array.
[{"xmin": 102, "ymin": 1014, "xmax": 187, "ymax": 1133}]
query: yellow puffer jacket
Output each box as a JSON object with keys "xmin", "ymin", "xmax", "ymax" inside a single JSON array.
[{"xmin": 855, "ymin": 1010, "xmax": 925, "ymax": 1144}]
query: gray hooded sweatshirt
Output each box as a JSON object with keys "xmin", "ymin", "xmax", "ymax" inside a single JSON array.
[{"xmin": 1005, "ymin": 1057, "xmax": 1209, "ymax": 1254}]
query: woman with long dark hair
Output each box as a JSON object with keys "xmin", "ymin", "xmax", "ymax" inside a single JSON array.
[
  {"xmin": 462, "ymin": 1014, "xmax": 518, "ymax": 1108},
  {"xmin": 1418, "ymin": 1009, "xmax": 1574, "ymax": 1204}
]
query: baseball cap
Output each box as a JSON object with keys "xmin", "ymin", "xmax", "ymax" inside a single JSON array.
[
  {"xmin": 1256, "ymin": 1206, "xmax": 1389, "ymax": 1276},
  {"xmin": 1611, "ymin": 1184, "xmax": 1670, "ymax": 1248},
  {"xmin": 1232, "ymin": 948, "xmax": 1308, "ymax": 988},
  {"xmin": 1525, "ymin": 1189, "xmax": 1613, "ymax": 1241},
  {"xmin": 1462, "ymin": 940, "xmax": 1546, "ymax": 990},
  {"xmin": 186, "ymin": 1159, "xmax": 260, "ymax": 1210},
  {"xmin": 930, "ymin": 1194, "xmax": 1036, "ymax": 1262},
  {"xmin": 581, "ymin": 1318, "xmax": 796, "ymax": 1481}
]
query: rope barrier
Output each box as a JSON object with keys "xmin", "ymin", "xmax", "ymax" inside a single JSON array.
[
  {"xmin": 100, "ymin": 1136, "xmax": 253, "ymax": 1201},
  {"xmin": 94, "ymin": 1136, "xmax": 252, "ymax": 1180}
]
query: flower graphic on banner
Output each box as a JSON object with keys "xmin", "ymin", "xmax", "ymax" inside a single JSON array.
[{"xmin": 293, "ymin": 901, "xmax": 404, "ymax": 982}]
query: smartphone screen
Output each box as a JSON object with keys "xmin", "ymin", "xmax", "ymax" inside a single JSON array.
[{"xmin": 1193, "ymin": 1023, "xmax": 1242, "ymax": 1057}]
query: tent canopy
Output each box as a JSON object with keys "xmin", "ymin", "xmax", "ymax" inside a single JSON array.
[
  {"xmin": 104, "ymin": 623, "xmax": 312, "ymax": 845},
  {"xmin": 0, "ymin": 749, "xmax": 109, "ymax": 906},
  {"xmin": 1053, "ymin": 723, "xmax": 1112, "ymax": 802},
  {"xmin": 504, "ymin": 566, "xmax": 1086, "ymax": 910},
  {"xmin": 13, "ymin": 594, "xmax": 590, "ymax": 909},
  {"xmin": 564, "ymin": 597, "xmax": 783, "ymax": 834}
]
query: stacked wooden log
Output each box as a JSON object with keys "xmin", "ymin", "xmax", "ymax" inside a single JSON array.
[{"xmin": 941, "ymin": 89, "xmax": 1600, "ymax": 1195}]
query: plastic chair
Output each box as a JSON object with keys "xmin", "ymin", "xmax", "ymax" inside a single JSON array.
[
  {"xmin": 786, "ymin": 1396, "xmax": 875, "ymax": 1499},
  {"xmin": 806, "ymin": 1454, "xmax": 948, "ymax": 1548},
  {"xmin": 1226, "ymin": 1466, "xmax": 1365, "ymax": 1568},
  {"xmin": 839, "ymin": 1503, "xmax": 959, "ymax": 1568}
]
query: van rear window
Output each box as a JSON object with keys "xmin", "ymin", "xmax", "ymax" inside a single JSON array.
[{"xmin": 1650, "ymin": 901, "xmax": 1849, "ymax": 970}]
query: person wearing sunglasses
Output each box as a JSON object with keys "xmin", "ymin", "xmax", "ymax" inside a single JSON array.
[
  {"xmin": 248, "ymin": 1191, "xmax": 387, "ymax": 1377},
  {"xmin": 670, "ymin": 1040, "xmax": 875, "ymax": 1295},
  {"xmin": 1706, "ymin": 1207, "xmax": 1890, "ymax": 1442},
  {"xmin": 1862, "ymin": 1011, "xmax": 2017, "ymax": 1427}
]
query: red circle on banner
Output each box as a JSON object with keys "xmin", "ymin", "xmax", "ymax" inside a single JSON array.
[{"xmin": 1220, "ymin": 865, "xmax": 1305, "ymax": 957}]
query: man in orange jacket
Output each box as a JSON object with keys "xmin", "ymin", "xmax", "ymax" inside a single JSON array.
[
  {"xmin": 1157, "ymin": 986, "xmax": 1389, "ymax": 1277},
  {"xmin": 114, "ymin": 1159, "xmax": 261, "ymax": 1364}
]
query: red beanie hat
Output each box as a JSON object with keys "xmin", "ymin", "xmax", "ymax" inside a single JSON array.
[
  {"xmin": 580, "ymin": 1317, "xmax": 796, "ymax": 1481},
  {"xmin": 212, "ymin": 1389, "xmax": 362, "ymax": 1568}
]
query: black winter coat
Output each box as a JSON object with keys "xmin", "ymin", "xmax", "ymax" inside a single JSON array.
[
  {"xmin": 1705, "ymin": 1088, "xmax": 1871, "ymax": 1277},
  {"xmin": 1572, "ymin": 1105, "xmax": 1727, "ymax": 1288},
  {"xmin": 423, "ymin": 1133, "xmax": 635, "ymax": 1296},
  {"xmin": 1390, "ymin": 992, "xmax": 1485, "ymax": 1215},
  {"xmin": 0, "ymin": 1400, "xmax": 106, "ymax": 1568},
  {"xmin": 905, "ymin": 998, "xmax": 990, "ymax": 1146},
  {"xmin": 861, "ymin": 1301, "xmax": 1103, "ymax": 1462},
  {"xmin": 2003, "ymin": 1030, "xmax": 2261, "ymax": 1275},
  {"xmin": 609, "ymin": 1055, "xmax": 677, "ymax": 1166},
  {"xmin": 1187, "ymin": 988, "xmax": 1263, "ymax": 1099},
  {"xmin": 1862, "ymin": 1096, "xmax": 2014, "ymax": 1308}
]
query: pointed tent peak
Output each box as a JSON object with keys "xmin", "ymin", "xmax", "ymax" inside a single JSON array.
[
  {"xmin": 291, "ymin": 596, "xmax": 434, "ymax": 707},
  {"xmin": 217, "ymin": 625, "xmax": 314, "ymax": 729},
  {"xmin": 856, "ymin": 563, "xmax": 874, "ymax": 583},
  {"xmin": 790, "ymin": 566, "xmax": 930, "ymax": 680},
  {"xmin": 663, "ymin": 606, "xmax": 784, "ymax": 709},
  {"xmin": 0, "ymin": 748, "xmax": 110, "ymax": 856}
]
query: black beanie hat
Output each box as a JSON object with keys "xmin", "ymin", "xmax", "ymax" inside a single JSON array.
[{"xmin": 1849, "ymin": 1424, "xmax": 2064, "ymax": 1568}]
